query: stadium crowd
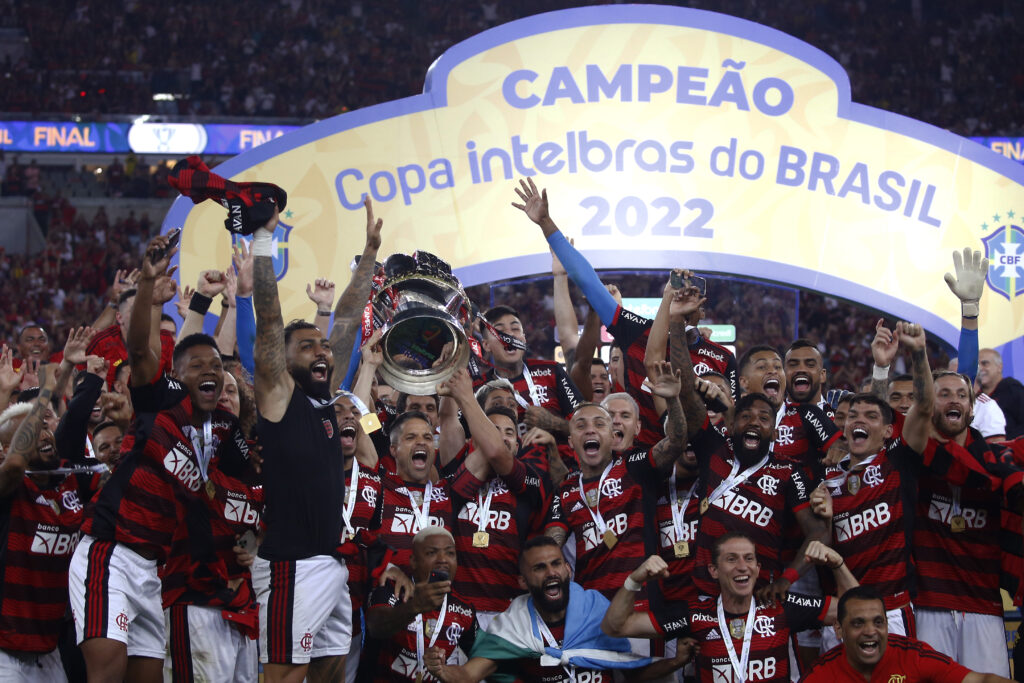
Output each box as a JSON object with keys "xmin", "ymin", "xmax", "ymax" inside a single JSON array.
[
  {"xmin": 0, "ymin": 1, "xmax": 1020, "ymax": 136},
  {"xmin": 0, "ymin": 174, "xmax": 1021, "ymax": 683}
]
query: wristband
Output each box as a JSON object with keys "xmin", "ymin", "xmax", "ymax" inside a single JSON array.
[
  {"xmin": 623, "ymin": 576, "xmax": 643, "ymax": 592},
  {"xmin": 221, "ymin": 298, "xmax": 231, "ymax": 309},
  {"xmin": 872, "ymin": 364, "xmax": 890, "ymax": 381},
  {"xmin": 188, "ymin": 292, "xmax": 213, "ymax": 315},
  {"xmin": 251, "ymin": 227, "xmax": 273, "ymax": 257},
  {"xmin": 781, "ymin": 568, "xmax": 799, "ymax": 584},
  {"xmin": 832, "ymin": 559, "xmax": 845, "ymax": 570},
  {"xmin": 961, "ymin": 299, "xmax": 980, "ymax": 319},
  {"xmin": 316, "ymin": 309, "xmax": 332, "ymax": 317}
]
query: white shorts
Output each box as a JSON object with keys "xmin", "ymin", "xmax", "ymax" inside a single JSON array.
[
  {"xmin": 163, "ymin": 604, "xmax": 257, "ymax": 683},
  {"xmin": 821, "ymin": 603, "xmax": 914, "ymax": 653},
  {"xmin": 0, "ymin": 648, "xmax": 67, "ymax": 683},
  {"xmin": 915, "ymin": 608, "xmax": 1010, "ymax": 676},
  {"xmin": 253, "ymin": 555, "xmax": 351, "ymax": 665},
  {"xmin": 68, "ymin": 535, "xmax": 164, "ymax": 659}
]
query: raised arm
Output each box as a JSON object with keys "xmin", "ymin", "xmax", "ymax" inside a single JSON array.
[
  {"xmin": 307, "ymin": 277, "xmax": 335, "ymax": 334},
  {"xmin": 178, "ymin": 269, "xmax": 227, "ymax": 341},
  {"xmin": 352, "ymin": 329, "xmax": 383, "ymax": 410},
  {"xmin": 0, "ymin": 363, "xmax": 57, "ymax": 498},
  {"xmin": 869, "ymin": 319, "xmax": 899, "ymax": 401},
  {"xmin": 438, "ymin": 368, "xmax": 512, "ymax": 478},
  {"xmin": 647, "ymin": 361, "xmax": 687, "ymax": 472},
  {"xmin": 129, "ymin": 235, "xmax": 176, "ymax": 387},
  {"xmin": 898, "ymin": 322, "xmax": 933, "ymax": 453},
  {"xmin": 215, "ymin": 265, "xmax": 238, "ymax": 357},
  {"xmin": 803, "ymin": 541, "xmax": 858, "ymax": 625},
  {"xmin": 511, "ymin": 178, "xmax": 619, "ymax": 325},
  {"xmin": 944, "ymin": 247, "xmax": 987, "ymax": 382},
  {"xmin": 233, "ymin": 239, "xmax": 256, "ymax": 376},
  {"xmin": 570, "ymin": 305, "xmax": 606, "ymax": 400},
  {"xmin": 551, "ymin": 244, "xmax": 579, "ymax": 369},
  {"xmin": 328, "ymin": 197, "xmax": 383, "ymax": 391},
  {"xmin": 251, "ymin": 209, "xmax": 294, "ymax": 421},
  {"xmin": 665, "ymin": 280, "xmax": 711, "ymax": 441},
  {"xmin": 601, "ymin": 555, "xmax": 670, "ymax": 638}
]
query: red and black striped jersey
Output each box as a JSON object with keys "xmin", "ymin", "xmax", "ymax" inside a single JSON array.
[
  {"xmin": 82, "ymin": 376, "xmax": 251, "ymax": 562},
  {"xmin": 475, "ymin": 359, "xmax": 583, "ymax": 424},
  {"xmin": 86, "ymin": 324, "xmax": 175, "ymax": 387},
  {"xmin": 607, "ymin": 305, "xmax": 738, "ymax": 450},
  {"xmin": 803, "ymin": 634, "xmax": 970, "ymax": 683},
  {"xmin": 160, "ymin": 465, "xmax": 263, "ymax": 612},
  {"xmin": 645, "ymin": 471, "xmax": 701, "ymax": 604},
  {"xmin": 453, "ymin": 457, "xmax": 551, "ymax": 613},
  {"xmin": 651, "ymin": 592, "xmax": 829, "ymax": 683},
  {"xmin": 0, "ymin": 472, "xmax": 99, "ymax": 652},
  {"xmin": 366, "ymin": 582, "xmax": 476, "ymax": 682},
  {"xmin": 372, "ymin": 470, "xmax": 483, "ymax": 573},
  {"xmin": 337, "ymin": 463, "xmax": 384, "ymax": 614},
  {"xmin": 545, "ymin": 450, "xmax": 664, "ymax": 600},
  {"xmin": 824, "ymin": 435, "xmax": 999, "ymax": 604},
  {"xmin": 691, "ymin": 420, "xmax": 814, "ymax": 596},
  {"xmin": 914, "ymin": 428, "xmax": 1016, "ymax": 615},
  {"xmin": 773, "ymin": 400, "xmax": 840, "ymax": 469}
]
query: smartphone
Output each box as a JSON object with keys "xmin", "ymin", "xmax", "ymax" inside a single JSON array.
[
  {"xmin": 669, "ymin": 269, "xmax": 685, "ymax": 289},
  {"xmin": 428, "ymin": 569, "xmax": 449, "ymax": 583},
  {"xmin": 150, "ymin": 228, "xmax": 181, "ymax": 264},
  {"xmin": 237, "ymin": 530, "xmax": 257, "ymax": 553}
]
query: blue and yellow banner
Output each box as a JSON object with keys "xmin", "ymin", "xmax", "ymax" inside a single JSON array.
[{"xmin": 165, "ymin": 5, "xmax": 1024, "ymax": 375}]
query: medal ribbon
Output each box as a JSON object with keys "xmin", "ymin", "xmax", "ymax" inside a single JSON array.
[
  {"xmin": 578, "ymin": 461, "xmax": 615, "ymax": 536},
  {"xmin": 669, "ymin": 473, "xmax": 700, "ymax": 543},
  {"xmin": 717, "ymin": 596, "xmax": 756, "ymax": 683},
  {"xmin": 407, "ymin": 482, "xmax": 433, "ymax": 532},
  {"xmin": 476, "ymin": 479, "xmax": 498, "ymax": 533},
  {"xmin": 186, "ymin": 418, "xmax": 214, "ymax": 481},
  {"xmin": 950, "ymin": 485, "xmax": 962, "ymax": 518},
  {"xmin": 706, "ymin": 455, "xmax": 768, "ymax": 510},
  {"xmin": 414, "ymin": 593, "xmax": 448, "ymax": 678},
  {"xmin": 342, "ymin": 458, "xmax": 360, "ymax": 539},
  {"xmin": 521, "ymin": 366, "xmax": 544, "ymax": 408},
  {"xmin": 536, "ymin": 613, "xmax": 576, "ymax": 683},
  {"xmin": 826, "ymin": 451, "xmax": 880, "ymax": 490}
]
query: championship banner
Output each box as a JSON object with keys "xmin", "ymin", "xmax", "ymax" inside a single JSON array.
[{"xmin": 164, "ymin": 5, "xmax": 1024, "ymax": 376}]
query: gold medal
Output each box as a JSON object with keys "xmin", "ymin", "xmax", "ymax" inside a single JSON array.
[
  {"xmin": 950, "ymin": 515, "xmax": 967, "ymax": 533},
  {"xmin": 415, "ymin": 672, "xmax": 424, "ymax": 683},
  {"xmin": 49, "ymin": 499, "xmax": 61, "ymax": 516},
  {"xmin": 673, "ymin": 540, "xmax": 689, "ymax": 558},
  {"xmin": 586, "ymin": 488, "xmax": 599, "ymax": 507},
  {"xmin": 699, "ymin": 497, "xmax": 709, "ymax": 514},
  {"xmin": 847, "ymin": 474, "xmax": 861, "ymax": 495},
  {"xmin": 472, "ymin": 531, "xmax": 490, "ymax": 548},
  {"xmin": 205, "ymin": 479, "xmax": 217, "ymax": 500},
  {"xmin": 729, "ymin": 618, "xmax": 745, "ymax": 639},
  {"xmin": 602, "ymin": 529, "xmax": 618, "ymax": 549}
]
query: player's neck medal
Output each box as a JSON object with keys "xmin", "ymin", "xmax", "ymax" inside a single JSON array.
[
  {"xmin": 950, "ymin": 515, "xmax": 967, "ymax": 533},
  {"xmin": 729, "ymin": 618, "xmax": 745, "ymax": 639},
  {"xmin": 847, "ymin": 474, "xmax": 860, "ymax": 495},
  {"xmin": 699, "ymin": 497, "xmax": 709, "ymax": 514},
  {"xmin": 602, "ymin": 529, "xmax": 618, "ymax": 549},
  {"xmin": 673, "ymin": 541, "xmax": 689, "ymax": 558},
  {"xmin": 586, "ymin": 488, "xmax": 599, "ymax": 507}
]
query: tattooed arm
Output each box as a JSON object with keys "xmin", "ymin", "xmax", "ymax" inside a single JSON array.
[
  {"xmin": 0, "ymin": 363, "xmax": 57, "ymax": 497},
  {"xmin": 329, "ymin": 197, "xmax": 383, "ymax": 391},
  {"xmin": 869, "ymin": 319, "xmax": 899, "ymax": 401},
  {"xmin": 252, "ymin": 209, "xmax": 294, "ymax": 422}
]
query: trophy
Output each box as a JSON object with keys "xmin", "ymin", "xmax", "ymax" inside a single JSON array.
[{"xmin": 368, "ymin": 251, "xmax": 471, "ymax": 394}]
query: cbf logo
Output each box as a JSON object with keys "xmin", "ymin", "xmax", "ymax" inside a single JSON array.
[
  {"xmin": 982, "ymin": 223, "xmax": 1024, "ymax": 300},
  {"xmin": 235, "ymin": 217, "xmax": 293, "ymax": 281}
]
